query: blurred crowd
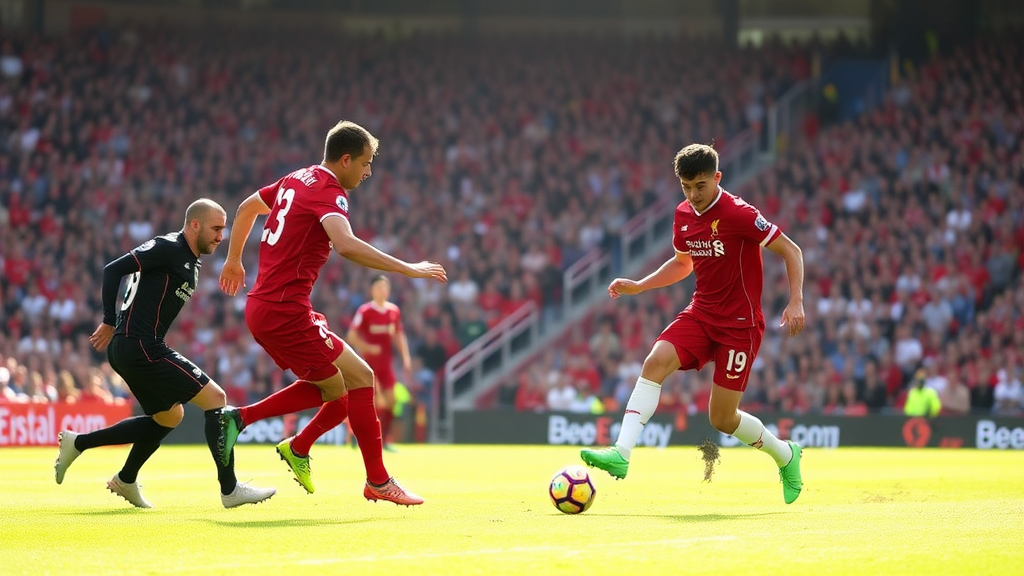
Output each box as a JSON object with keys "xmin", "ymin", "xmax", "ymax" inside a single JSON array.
[
  {"xmin": 0, "ymin": 25, "xmax": 809, "ymax": 409},
  {"xmin": 500, "ymin": 35, "xmax": 1024, "ymax": 417}
]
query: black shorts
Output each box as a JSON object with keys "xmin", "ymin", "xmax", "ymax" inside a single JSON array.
[{"xmin": 107, "ymin": 336, "xmax": 210, "ymax": 415}]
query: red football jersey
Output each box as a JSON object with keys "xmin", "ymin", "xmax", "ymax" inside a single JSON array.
[
  {"xmin": 350, "ymin": 301, "xmax": 403, "ymax": 365},
  {"xmin": 672, "ymin": 186, "xmax": 781, "ymax": 329},
  {"xmin": 248, "ymin": 165, "xmax": 350, "ymax": 305}
]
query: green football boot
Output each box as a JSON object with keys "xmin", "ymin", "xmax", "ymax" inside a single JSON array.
[
  {"xmin": 779, "ymin": 440, "xmax": 803, "ymax": 504},
  {"xmin": 580, "ymin": 446, "xmax": 630, "ymax": 480},
  {"xmin": 276, "ymin": 437, "xmax": 314, "ymax": 494},
  {"xmin": 218, "ymin": 407, "xmax": 244, "ymax": 467}
]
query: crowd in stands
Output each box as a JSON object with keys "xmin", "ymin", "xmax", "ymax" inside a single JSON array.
[
  {"xmin": 0, "ymin": 24, "xmax": 810, "ymax": 411},
  {"xmin": 500, "ymin": 34, "xmax": 1024, "ymax": 417}
]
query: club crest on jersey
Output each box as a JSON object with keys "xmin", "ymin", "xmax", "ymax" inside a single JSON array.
[
  {"xmin": 754, "ymin": 215, "xmax": 770, "ymax": 232},
  {"xmin": 710, "ymin": 219, "xmax": 720, "ymax": 237},
  {"xmin": 336, "ymin": 195, "xmax": 348, "ymax": 212}
]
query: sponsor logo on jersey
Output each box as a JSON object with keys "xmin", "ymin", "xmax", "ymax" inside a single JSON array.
[
  {"xmin": 684, "ymin": 238, "xmax": 727, "ymax": 258},
  {"xmin": 175, "ymin": 281, "xmax": 194, "ymax": 302},
  {"xmin": 680, "ymin": 225, "xmax": 688, "ymax": 232}
]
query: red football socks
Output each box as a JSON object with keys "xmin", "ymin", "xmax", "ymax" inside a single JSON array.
[
  {"xmin": 348, "ymin": 387, "xmax": 390, "ymax": 484},
  {"xmin": 291, "ymin": 395, "xmax": 349, "ymax": 457},
  {"xmin": 239, "ymin": 380, "xmax": 324, "ymax": 426}
]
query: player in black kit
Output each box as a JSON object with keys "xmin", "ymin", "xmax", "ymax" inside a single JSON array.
[{"xmin": 53, "ymin": 199, "xmax": 276, "ymax": 509}]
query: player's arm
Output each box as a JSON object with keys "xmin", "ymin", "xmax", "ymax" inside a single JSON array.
[
  {"xmin": 766, "ymin": 232, "xmax": 805, "ymax": 336},
  {"xmin": 608, "ymin": 251, "xmax": 693, "ymax": 298},
  {"xmin": 220, "ymin": 192, "xmax": 271, "ymax": 296},
  {"xmin": 90, "ymin": 252, "xmax": 142, "ymax": 351},
  {"xmin": 322, "ymin": 215, "xmax": 447, "ymax": 282}
]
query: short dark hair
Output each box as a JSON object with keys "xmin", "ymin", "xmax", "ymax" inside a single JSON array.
[
  {"xmin": 324, "ymin": 120, "xmax": 379, "ymax": 163},
  {"xmin": 673, "ymin": 144, "xmax": 719, "ymax": 180},
  {"xmin": 370, "ymin": 274, "xmax": 390, "ymax": 287}
]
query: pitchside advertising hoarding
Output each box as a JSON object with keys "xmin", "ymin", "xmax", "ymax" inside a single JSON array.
[
  {"xmin": 2, "ymin": 403, "xmax": 1021, "ymax": 449},
  {"xmin": 0, "ymin": 402, "xmax": 133, "ymax": 447},
  {"xmin": 452, "ymin": 411, "xmax": 1024, "ymax": 450}
]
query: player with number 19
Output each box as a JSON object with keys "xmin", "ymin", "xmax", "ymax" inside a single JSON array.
[
  {"xmin": 217, "ymin": 120, "xmax": 447, "ymax": 505},
  {"xmin": 580, "ymin": 144, "xmax": 807, "ymax": 504}
]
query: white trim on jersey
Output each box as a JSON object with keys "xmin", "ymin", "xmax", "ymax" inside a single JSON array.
[
  {"xmin": 312, "ymin": 164, "xmax": 340, "ymax": 184},
  {"xmin": 694, "ymin": 186, "xmax": 724, "ymax": 217},
  {"xmin": 675, "ymin": 248, "xmax": 690, "ymax": 256},
  {"xmin": 759, "ymin": 224, "xmax": 780, "ymax": 247},
  {"xmin": 319, "ymin": 212, "xmax": 348, "ymax": 223}
]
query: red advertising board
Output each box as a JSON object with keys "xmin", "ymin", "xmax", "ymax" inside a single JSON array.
[{"xmin": 0, "ymin": 402, "xmax": 134, "ymax": 447}]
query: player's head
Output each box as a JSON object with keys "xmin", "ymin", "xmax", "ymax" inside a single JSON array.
[
  {"xmin": 324, "ymin": 120, "xmax": 378, "ymax": 190},
  {"xmin": 183, "ymin": 198, "xmax": 227, "ymax": 255},
  {"xmin": 673, "ymin": 143, "xmax": 722, "ymax": 213},
  {"xmin": 370, "ymin": 274, "xmax": 391, "ymax": 302}
]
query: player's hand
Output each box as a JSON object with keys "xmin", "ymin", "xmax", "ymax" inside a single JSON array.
[
  {"xmin": 89, "ymin": 323, "xmax": 115, "ymax": 351},
  {"xmin": 780, "ymin": 300, "xmax": 805, "ymax": 336},
  {"xmin": 408, "ymin": 261, "xmax": 447, "ymax": 283},
  {"xmin": 608, "ymin": 278, "xmax": 643, "ymax": 299},
  {"xmin": 220, "ymin": 259, "xmax": 246, "ymax": 296}
]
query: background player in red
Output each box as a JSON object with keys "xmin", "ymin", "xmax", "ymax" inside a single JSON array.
[
  {"xmin": 217, "ymin": 120, "xmax": 447, "ymax": 505},
  {"xmin": 580, "ymin": 144, "xmax": 807, "ymax": 504},
  {"xmin": 347, "ymin": 275, "xmax": 411, "ymax": 451}
]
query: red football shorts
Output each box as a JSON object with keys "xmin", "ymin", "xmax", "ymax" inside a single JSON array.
[
  {"xmin": 245, "ymin": 298, "xmax": 345, "ymax": 382},
  {"xmin": 655, "ymin": 310, "xmax": 764, "ymax": 392},
  {"xmin": 366, "ymin": 358, "xmax": 396, "ymax": 391}
]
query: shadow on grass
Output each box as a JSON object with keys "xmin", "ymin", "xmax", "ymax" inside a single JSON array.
[
  {"xmin": 582, "ymin": 512, "xmax": 784, "ymax": 523},
  {"xmin": 60, "ymin": 509, "xmax": 145, "ymax": 516},
  {"xmin": 200, "ymin": 517, "xmax": 387, "ymax": 529}
]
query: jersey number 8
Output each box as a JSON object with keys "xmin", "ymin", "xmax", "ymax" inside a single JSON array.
[
  {"xmin": 121, "ymin": 271, "xmax": 141, "ymax": 311},
  {"xmin": 262, "ymin": 187, "xmax": 296, "ymax": 246}
]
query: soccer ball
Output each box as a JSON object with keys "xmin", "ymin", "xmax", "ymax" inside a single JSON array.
[{"xmin": 549, "ymin": 465, "xmax": 596, "ymax": 514}]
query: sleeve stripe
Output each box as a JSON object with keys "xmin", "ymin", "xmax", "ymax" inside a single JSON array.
[
  {"xmin": 760, "ymin": 224, "xmax": 780, "ymax": 247},
  {"xmin": 320, "ymin": 212, "xmax": 349, "ymax": 223},
  {"xmin": 675, "ymin": 248, "xmax": 690, "ymax": 256}
]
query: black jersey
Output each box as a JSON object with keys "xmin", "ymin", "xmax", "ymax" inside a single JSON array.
[{"xmin": 101, "ymin": 232, "xmax": 201, "ymax": 340}]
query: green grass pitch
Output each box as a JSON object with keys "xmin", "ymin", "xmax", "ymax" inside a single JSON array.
[{"xmin": 1, "ymin": 444, "xmax": 1021, "ymax": 575}]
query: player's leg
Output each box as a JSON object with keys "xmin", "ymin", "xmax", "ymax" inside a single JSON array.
[
  {"xmin": 220, "ymin": 308, "xmax": 345, "ymax": 463},
  {"xmin": 707, "ymin": 330, "xmax": 801, "ymax": 503},
  {"xmin": 708, "ymin": 385, "xmax": 802, "ymax": 503},
  {"xmin": 580, "ymin": 340, "xmax": 686, "ymax": 479},
  {"xmin": 218, "ymin": 378, "xmax": 328, "ymax": 466},
  {"xmin": 190, "ymin": 382, "xmax": 276, "ymax": 506},
  {"xmin": 581, "ymin": 313, "xmax": 709, "ymax": 480},
  {"xmin": 105, "ymin": 403, "xmax": 182, "ymax": 509},
  {"xmin": 277, "ymin": 369, "xmax": 348, "ymax": 494},
  {"xmin": 56, "ymin": 412, "xmax": 175, "ymax": 484},
  {"xmin": 334, "ymin": 347, "xmax": 424, "ymax": 505},
  {"xmin": 57, "ymin": 338, "xmax": 177, "ymax": 488}
]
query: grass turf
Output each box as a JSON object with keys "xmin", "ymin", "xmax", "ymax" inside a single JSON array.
[{"xmin": 1, "ymin": 444, "xmax": 1021, "ymax": 575}]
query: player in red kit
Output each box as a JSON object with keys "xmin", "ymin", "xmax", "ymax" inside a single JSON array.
[
  {"xmin": 217, "ymin": 120, "xmax": 447, "ymax": 505},
  {"xmin": 581, "ymin": 144, "xmax": 807, "ymax": 504},
  {"xmin": 347, "ymin": 275, "xmax": 411, "ymax": 451}
]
